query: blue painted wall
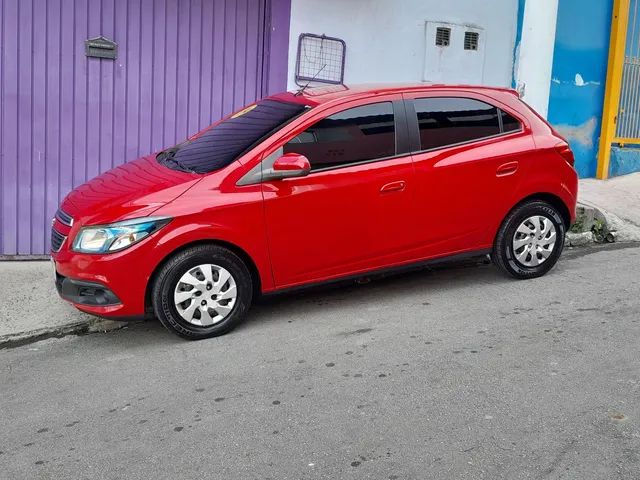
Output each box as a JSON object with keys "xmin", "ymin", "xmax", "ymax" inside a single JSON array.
[
  {"xmin": 547, "ymin": 0, "xmax": 612, "ymax": 178},
  {"xmin": 611, "ymin": 145, "xmax": 640, "ymax": 176}
]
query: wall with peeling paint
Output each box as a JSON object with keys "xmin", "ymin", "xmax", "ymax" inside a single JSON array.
[{"xmin": 547, "ymin": 0, "xmax": 613, "ymax": 178}]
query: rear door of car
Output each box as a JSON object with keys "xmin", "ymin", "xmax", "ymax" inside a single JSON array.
[
  {"xmin": 261, "ymin": 95, "xmax": 418, "ymax": 288},
  {"xmin": 402, "ymin": 90, "xmax": 534, "ymax": 256}
]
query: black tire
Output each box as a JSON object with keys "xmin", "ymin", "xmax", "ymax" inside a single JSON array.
[
  {"xmin": 492, "ymin": 200, "xmax": 566, "ymax": 279},
  {"xmin": 152, "ymin": 245, "xmax": 253, "ymax": 340}
]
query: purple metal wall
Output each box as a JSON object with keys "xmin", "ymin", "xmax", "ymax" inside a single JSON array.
[{"xmin": 0, "ymin": 0, "xmax": 291, "ymax": 255}]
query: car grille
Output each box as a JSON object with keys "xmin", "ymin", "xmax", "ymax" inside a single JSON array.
[
  {"xmin": 55, "ymin": 208, "xmax": 73, "ymax": 226},
  {"xmin": 51, "ymin": 228, "xmax": 67, "ymax": 252}
]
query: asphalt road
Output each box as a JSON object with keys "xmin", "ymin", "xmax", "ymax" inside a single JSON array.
[{"xmin": 1, "ymin": 244, "xmax": 640, "ymax": 479}]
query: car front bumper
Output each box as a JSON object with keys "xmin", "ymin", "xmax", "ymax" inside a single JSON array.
[
  {"xmin": 51, "ymin": 239, "xmax": 154, "ymax": 318},
  {"xmin": 55, "ymin": 273, "xmax": 121, "ymax": 307}
]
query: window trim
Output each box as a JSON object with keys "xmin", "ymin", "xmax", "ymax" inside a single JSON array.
[
  {"xmin": 404, "ymin": 96, "xmax": 524, "ymax": 155},
  {"xmin": 309, "ymin": 152, "xmax": 407, "ymax": 174}
]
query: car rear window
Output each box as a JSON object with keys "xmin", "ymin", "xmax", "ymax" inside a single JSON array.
[{"xmin": 158, "ymin": 99, "xmax": 308, "ymax": 174}]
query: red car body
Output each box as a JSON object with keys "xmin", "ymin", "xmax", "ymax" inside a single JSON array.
[{"xmin": 51, "ymin": 84, "xmax": 578, "ymax": 319}]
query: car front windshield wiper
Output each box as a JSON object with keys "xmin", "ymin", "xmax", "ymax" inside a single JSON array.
[{"xmin": 156, "ymin": 145, "xmax": 195, "ymax": 173}]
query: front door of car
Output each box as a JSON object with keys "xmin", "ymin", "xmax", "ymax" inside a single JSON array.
[
  {"xmin": 261, "ymin": 98, "xmax": 417, "ymax": 289},
  {"xmin": 402, "ymin": 91, "xmax": 533, "ymax": 256}
]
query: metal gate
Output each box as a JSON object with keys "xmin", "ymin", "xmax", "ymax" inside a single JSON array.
[
  {"xmin": 616, "ymin": 0, "xmax": 640, "ymax": 142},
  {"xmin": 0, "ymin": 0, "xmax": 289, "ymax": 255}
]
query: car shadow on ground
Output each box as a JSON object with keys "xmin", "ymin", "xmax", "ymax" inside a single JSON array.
[
  {"xmin": 117, "ymin": 255, "xmax": 508, "ymax": 343},
  {"xmin": 252, "ymin": 255, "xmax": 497, "ymax": 311},
  {"xmin": 91, "ymin": 242, "xmax": 639, "ymax": 347}
]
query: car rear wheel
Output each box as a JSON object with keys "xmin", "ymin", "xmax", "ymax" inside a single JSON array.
[
  {"xmin": 152, "ymin": 245, "xmax": 252, "ymax": 339},
  {"xmin": 492, "ymin": 200, "xmax": 566, "ymax": 279}
]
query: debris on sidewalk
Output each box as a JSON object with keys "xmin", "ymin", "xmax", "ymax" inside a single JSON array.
[{"xmin": 567, "ymin": 201, "xmax": 640, "ymax": 247}]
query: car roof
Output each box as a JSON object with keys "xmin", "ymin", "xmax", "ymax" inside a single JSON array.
[{"xmin": 268, "ymin": 83, "xmax": 520, "ymax": 107}]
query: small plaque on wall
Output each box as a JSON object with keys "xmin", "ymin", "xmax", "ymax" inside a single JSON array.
[{"xmin": 85, "ymin": 36, "xmax": 117, "ymax": 60}]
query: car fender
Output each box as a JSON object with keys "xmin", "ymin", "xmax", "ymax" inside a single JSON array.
[{"xmin": 148, "ymin": 219, "xmax": 274, "ymax": 293}]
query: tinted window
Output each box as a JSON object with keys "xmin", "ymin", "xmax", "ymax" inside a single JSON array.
[
  {"xmin": 158, "ymin": 99, "xmax": 308, "ymax": 173},
  {"xmin": 501, "ymin": 110, "xmax": 521, "ymax": 133},
  {"xmin": 413, "ymin": 97, "xmax": 501, "ymax": 151},
  {"xmin": 283, "ymin": 102, "xmax": 395, "ymax": 170}
]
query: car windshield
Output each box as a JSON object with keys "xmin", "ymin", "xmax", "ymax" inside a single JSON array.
[{"xmin": 158, "ymin": 99, "xmax": 309, "ymax": 174}]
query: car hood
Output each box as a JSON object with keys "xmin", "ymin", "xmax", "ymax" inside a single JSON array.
[{"xmin": 60, "ymin": 155, "xmax": 201, "ymax": 226}]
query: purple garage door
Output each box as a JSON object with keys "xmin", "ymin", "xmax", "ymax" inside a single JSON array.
[{"xmin": 0, "ymin": 0, "xmax": 290, "ymax": 255}]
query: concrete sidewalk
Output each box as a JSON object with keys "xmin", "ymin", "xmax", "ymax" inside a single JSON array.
[
  {"xmin": 1, "ymin": 173, "xmax": 639, "ymax": 346},
  {"xmin": 580, "ymin": 172, "xmax": 640, "ymax": 226},
  {"xmin": 0, "ymin": 262, "xmax": 126, "ymax": 347}
]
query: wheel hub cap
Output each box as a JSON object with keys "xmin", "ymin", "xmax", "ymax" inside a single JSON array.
[
  {"xmin": 173, "ymin": 264, "xmax": 237, "ymax": 326},
  {"xmin": 512, "ymin": 215, "xmax": 557, "ymax": 267}
]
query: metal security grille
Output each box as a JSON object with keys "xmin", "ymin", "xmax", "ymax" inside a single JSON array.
[
  {"xmin": 464, "ymin": 31, "xmax": 479, "ymax": 51},
  {"xmin": 435, "ymin": 27, "xmax": 451, "ymax": 46},
  {"xmin": 295, "ymin": 33, "xmax": 346, "ymax": 85},
  {"xmin": 616, "ymin": 0, "xmax": 640, "ymax": 141}
]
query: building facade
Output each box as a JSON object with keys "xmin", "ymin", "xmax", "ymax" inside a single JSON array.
[{"xmin": 0, "ymin": 0, "xmax": 638, "ymax": 255}]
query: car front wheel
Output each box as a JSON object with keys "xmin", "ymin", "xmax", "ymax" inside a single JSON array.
[
  {"xmin": 152, "ymin": 245, "xmax": 253, "ymax": 339},
  {"xmin": 492, "ymin": 200, "xmax": 566, "ymax": 279}
]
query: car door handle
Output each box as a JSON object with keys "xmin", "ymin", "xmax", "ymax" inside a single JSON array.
[
  {"xmin": 496, "ymin": 161, "xmax": 519, "ymax": 177},
  {"xmin": 380, "ymin": 181, "xmax": 406, "ymax": 193}
]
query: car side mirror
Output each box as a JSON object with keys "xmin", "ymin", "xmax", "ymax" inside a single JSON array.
[{"xmin": 268, "ymin": 153, "xmax": 311, "ymax": 180}]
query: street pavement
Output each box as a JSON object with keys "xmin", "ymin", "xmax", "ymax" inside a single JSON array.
[{"xmin": 1, "ymin": 244, "xmax": 639, "ymax": 479}]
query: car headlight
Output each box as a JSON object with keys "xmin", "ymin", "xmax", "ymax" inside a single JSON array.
[{"xmin": 72, "ymin": 217, "xmax": 171, "ymax": 253}]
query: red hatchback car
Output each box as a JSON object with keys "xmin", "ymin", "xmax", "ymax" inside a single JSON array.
[{"xmin": 51, "ymin": 84, "xmax": 578, "ymax": 339}]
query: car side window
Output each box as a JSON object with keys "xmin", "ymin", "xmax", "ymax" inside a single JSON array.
[
  {"xmin": 413, "ymin": 97, "xmax": 502, "ymax": 151},
  {"xmin": 283, "ymin": 102, "xmax": 396, "ymax": 171}
]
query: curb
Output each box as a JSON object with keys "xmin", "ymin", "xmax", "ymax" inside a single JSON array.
[
  {"xmin": 566, "ymin": 230, "xmax": 595, "ymax": 247},
  {"xmin": 566, "ymin": 202, "xmax": 640, "ymax": 247},
  {"xmin": 0, "ymin": 318, "xmax": 128, "ymax": 350}
]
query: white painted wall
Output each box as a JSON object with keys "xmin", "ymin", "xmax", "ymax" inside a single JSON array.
[
  {"xmin": 514, "ymin": 0, "xmax": 559, "ymax": 118},
  {"xmin": 287, "ymin": 0, "xmax": 519, "ymax": 91}
]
